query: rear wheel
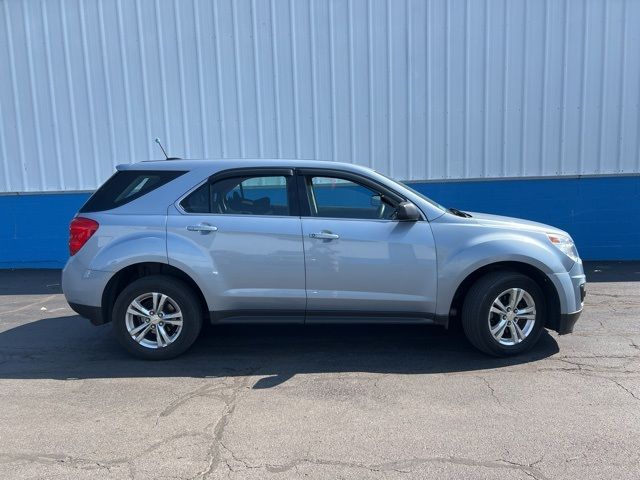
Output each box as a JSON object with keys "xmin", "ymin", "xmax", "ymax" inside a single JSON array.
[
  {"xmin": 112, "ymin": 275, "xmax": 203, "ymax": 360},
  {"xmin": 461, "ymin": 271, "xmax": 545, "ymax": 356}
]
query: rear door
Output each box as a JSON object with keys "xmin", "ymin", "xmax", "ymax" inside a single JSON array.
[
  {"xmin": 166, "ymin": 168, "xmax": 306, "ymax": 322},
  {"xmin": 298, "ymin": 169, "xmax": 438, "ymax": 321}
]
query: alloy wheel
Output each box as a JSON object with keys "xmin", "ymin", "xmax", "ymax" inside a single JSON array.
[
  {"xmin": 487, "ymin": 288, "xmax": 536, "ymax": 346},
  {"xmin": 125, "ymin": 292, "xmax": 184, "ymax": 349}
]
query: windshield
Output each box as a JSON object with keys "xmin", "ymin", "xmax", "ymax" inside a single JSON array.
[{"xmin": 376, "ymin": 172, "xmax": 446, "ymax": 210}]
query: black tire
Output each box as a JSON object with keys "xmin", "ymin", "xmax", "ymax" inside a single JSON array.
[
  {"xmin": 461, "ymin": 271, "xmax": 545, "ymax": 356},
  {"xmin": 112, "ymin": 275, "xmax": 203, "ymax": 360}
]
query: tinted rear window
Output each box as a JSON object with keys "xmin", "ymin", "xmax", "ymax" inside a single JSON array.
[{"xmin": 80, "ymin": 170, "xmax": 186, "ymax": 213}]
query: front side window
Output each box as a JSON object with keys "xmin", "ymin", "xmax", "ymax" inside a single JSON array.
[
  {"xmin": 306, "ymin": 176, "xmax": 396, "ymax": 220},
  {"xmin": 181, "ymin": 175, "xmax": 292, "ymax": 216}
]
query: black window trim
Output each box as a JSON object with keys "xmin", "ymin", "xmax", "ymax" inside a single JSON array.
[{"xmin": 176, "ymin": 167, "xmax": 300, "ymax": 217}]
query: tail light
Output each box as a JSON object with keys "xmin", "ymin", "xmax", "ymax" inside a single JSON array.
[{"xmin": 69, "ymin": 217, "xmax": 99, "ymax": 256}]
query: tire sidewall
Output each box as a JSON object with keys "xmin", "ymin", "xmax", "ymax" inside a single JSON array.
[
  {"xmin": 467, "ymin": 274, "xmax": 546, "ymax": 356},
  {"xmin": 112, "ymin": 276, "xmax": 202, "ymax": 360}
]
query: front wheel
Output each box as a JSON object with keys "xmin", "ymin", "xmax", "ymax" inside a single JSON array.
[
  {"xmin": 461, "ymin": 272, "xmax": 545, "ymax": 356},
  {"xmin": 112, "ymin": 275, "xmax": 203, "ymax": 360}
]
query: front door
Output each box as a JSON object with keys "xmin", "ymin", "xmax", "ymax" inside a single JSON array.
[
  {"xmin": 166, "ymin": 168, "xmax": 306, "ymax": 322},
  {"xmin": 298, "ymin": 170, "xmax": 437, "ymax": 322}
]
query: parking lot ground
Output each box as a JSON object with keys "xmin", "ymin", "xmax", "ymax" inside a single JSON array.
[{"xmin": 0, "ymin": 262, "xmax": 638, "ymax": 479}]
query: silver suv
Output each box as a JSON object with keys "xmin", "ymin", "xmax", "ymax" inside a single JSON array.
[{"xmin": 62, "ymin": 159, "xmax": 586, "ymax": 359}]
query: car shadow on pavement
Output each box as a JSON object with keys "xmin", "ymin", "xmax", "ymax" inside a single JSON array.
[{"xmin": 0, "ymin": 315, "xmax": 559, "ymax": 386}]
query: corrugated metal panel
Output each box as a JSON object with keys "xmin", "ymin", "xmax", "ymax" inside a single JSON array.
[{"xmin": 0, "ymin": 0, "xmax": 639, "ymax": 192}]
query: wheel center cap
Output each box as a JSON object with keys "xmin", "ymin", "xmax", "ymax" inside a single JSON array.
[{"xmin": 506, "ymin": 312, "xmax": 516, "ymax": 321}]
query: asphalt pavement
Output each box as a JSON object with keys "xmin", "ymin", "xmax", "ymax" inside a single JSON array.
[{"xmin": 0, "ymin": 263, "xmax": 638, "ymax": 479}]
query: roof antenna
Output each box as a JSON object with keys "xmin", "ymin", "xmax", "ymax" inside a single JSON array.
[
  {"xmin": 154, "ymin": 137, "xmax": 170, "ymax": 160},
  {"xmin": 154, "ymin": 137, "xmax": 181, "ymax": 160}
]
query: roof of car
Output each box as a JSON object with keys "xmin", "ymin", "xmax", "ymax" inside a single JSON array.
[{"xmin": 117, "ymin": 158, "xmax": 375, "ymax": 174}]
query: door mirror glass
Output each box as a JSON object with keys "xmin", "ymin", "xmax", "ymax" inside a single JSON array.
[{"xmin": 395, "ymin": 201, "xmax": 420, "ymax": 221}]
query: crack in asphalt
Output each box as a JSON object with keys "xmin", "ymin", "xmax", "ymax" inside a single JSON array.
[
  {"xmin": 610, "ymin": 379, "xmax": 640, "ymax": 402},
  {"xmin": 476, "ymin": 375, "xmax": 504, "ymax": 408},
  {"xmin": 190, "ymin": 373, "xmax": 257, "ymax": 479},
  {"xmin": 221, "ymin": 455, "xmax": 552, "ymax": 479}
]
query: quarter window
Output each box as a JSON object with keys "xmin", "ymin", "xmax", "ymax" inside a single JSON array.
[
  {"xmin": 306, "ymin": 176, "xmax": 396, "ymax": 220},
  {"xmin": 181, "ymin": 175, "xmax": 292, "ymax": 216}
]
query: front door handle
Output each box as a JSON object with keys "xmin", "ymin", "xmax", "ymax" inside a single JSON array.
[
  {"xmin": 186, "ymin": 223, "xmax": 218, "ymax": 233},
  {"xmin": 309, "ymin": 232, "xmax": 339, "ymax": 240}
]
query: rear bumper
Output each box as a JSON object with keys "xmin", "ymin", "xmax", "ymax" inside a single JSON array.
[{"xmin": 68, "ymin": 302, "xmax": 107, "ymax": 326}]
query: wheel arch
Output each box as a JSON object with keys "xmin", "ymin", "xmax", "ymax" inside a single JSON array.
[
  {"xmin": 101, "ymin": 262, "xmax": 209, "ymax": 325},
  {"xmin": 447, "ymin": 261, "xmax": 561, "ymax": 331}
]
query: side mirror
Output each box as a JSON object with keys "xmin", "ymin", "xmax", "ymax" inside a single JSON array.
[{"xmin": 395, "ymin": 201, "xmax": 421, "ymax": 221}]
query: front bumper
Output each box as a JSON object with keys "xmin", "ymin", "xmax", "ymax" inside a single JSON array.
[
  {"xmin": 557, "ymin": 309, "xmax": 582, "ymax": 335},
  {"xmin": 550, "ymin": 262, "xmax": 586, "ymax": 334}
]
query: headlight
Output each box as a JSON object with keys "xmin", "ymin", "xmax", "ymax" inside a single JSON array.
[{"xmin": 547, "ymin": 233, "xmax": 580, "ymax": 263}]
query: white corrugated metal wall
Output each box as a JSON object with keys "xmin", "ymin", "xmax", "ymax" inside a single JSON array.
[{"xmin": 1, "ymin": 0, "xmax": 639, "ymax": 192}]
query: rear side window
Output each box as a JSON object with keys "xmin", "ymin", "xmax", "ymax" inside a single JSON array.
[
  {"xmin": 80, "ymin": 170, "xmax": 185, "ymax": 213},
  {"xmin": 181, "ymin": 175, "xmax": 292, "ymax": 216}
]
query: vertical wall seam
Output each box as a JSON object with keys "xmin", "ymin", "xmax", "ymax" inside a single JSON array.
[
  {"xmin": 250, "ymin": 0, "xmax": 264, "ymax": 156},
  {"xmin": 231, "ymin": 0, "xmax": 245, "ymax": 157},
  {"xmin": 193, "ymin": 0, "xmax": 209, "ymax": 157},
  {"xmin": 0, "ymin": 91, "xmax": 9, "ymax": 191},
  {"xmin": 519, "ymin": 0, "xmax": 528, "ymax": 177},
  {"xmin": 406, "ymin": 0, "xmax": 412, "ymax": 179},
  {"xmin": 500, "ymin": 0, "xmax": 508, "ymax": 177},
  {"xmin": 41, "ymin": 0, "xmax": 65, "ymax": 189},
  {"xmin": 4, "ymin": 1, "xmax": 29, "ymax": 191},
  {"xmin": 22, "ymin": 1, "xmax": 46, "ymax": 190},
  {"xmin": 558, "ymin": 0, "xmax": 569, "ymax": 174},
  {"xmin": 463, "ymin": 0, "xmax": 469, "ymax": 178},
  {"xmin": 309, "ymin": 0, "xmax": 318, "ymax": 159},
  {"xmin": 578, "ymin": 1, "xmax": 589, "ymax": 174},
  {"xmin": 616, "ymin": 0, "xmax": 627, "ymax": 172},
  {"xmin": 96, "ymin": 0, "xmax": 117, "ymax": 173},
  {"xmin": 78, "ymin": 0, "xmax": 101, "ymax": 185},
  {"xmin": 288, "ymin": 0, "xmax": 299, "ymax": 158},
  {"xmin": 597, "ymin": 0, "xmax": 609, "ymax": 174},
  {"xmin": 425, "ymin": 0, "xmax": 431, "ymax": 179},
  {"xmin": 367, "ymin": 0, "xmax": 374, "ymax": 170},
  {"xmin": 133, "ymin": 0, "xmax": 152, "ymax": 159},
  {"xmin": 272, "ymin": 0, "xmax": 283, "ymax": 157},
  {"xmin": 482, "ymin": 0, "xmax": 489, "ymax": 177},
  {"xmin": 444, "ymin": 0, "xmax": 450, "ymax": 178},
  {"xmin": 386, "ymin": 0, "xmax": 392, "ymax": 176},
  {"xmin": 154, "ymin": 0, "xmax": 170, "ymax": 154},
  {"xmin": 115, "ymin": 0, "xmax": 135, "ymax": 163},
  {"xmin": 347, "ymin": 0, "xmax": 356, "ymax": 164},
  {"xmin": 60, "ymin": 0, "xmax": 84, "ymax": 184},
  {"xmin": 329, "ymin": 0, "xmax": 337, "ymax": 161},
  {"xmin": 212, "ymin": 0, "xmax": 227, "ymax": 157},
  {"xmin": 539, "ymin": 0, "xmax": 548, "ymax": 175},
  {"xmin": 173, "ymin": 0, "xmax": 190, "ymax": 157}
]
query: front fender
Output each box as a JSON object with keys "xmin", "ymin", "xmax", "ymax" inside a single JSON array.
[{"xmin": 434, "ymin": 229, "xmax": 568, "ymax": 317}]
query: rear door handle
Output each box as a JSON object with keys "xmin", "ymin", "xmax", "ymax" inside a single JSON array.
[
  {"xmin": 186, "ymin": 223, "xmax": 218, "ymax": 233},
  {"xmin": 309, "ymin": 232, "xmax": 339, "ymax": 240}
]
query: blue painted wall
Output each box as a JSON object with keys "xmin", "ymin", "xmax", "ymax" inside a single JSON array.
[{"xmin": 1, "ymin": 175, "xmax": 638, "ymax": 268}]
